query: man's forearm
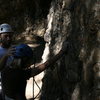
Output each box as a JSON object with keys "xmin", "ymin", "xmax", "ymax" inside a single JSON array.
[
  {"xmin": 31, "ymin": 50, "xmax": 65, "ymax": 76},
  {"xmin": 0, "ymin": 55, "xmax": 8, "ymax": 70}
]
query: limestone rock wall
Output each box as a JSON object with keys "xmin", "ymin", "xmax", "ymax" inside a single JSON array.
[
  {"xmin": 40, "ymin": 0, "xmax": 100, "ymax": 100},
  {"xmin": 0, "ymin": 0, "xmax": 100, "ymax": 100}
]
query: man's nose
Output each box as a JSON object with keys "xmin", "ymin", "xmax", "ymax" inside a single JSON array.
[{"xmin": 7, "ymin": 36, "xmax": 12, "ymax": 40}]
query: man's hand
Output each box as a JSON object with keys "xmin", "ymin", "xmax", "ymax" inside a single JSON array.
[
  {"xmin": 0, "ymin": 46, "xmax": 16, "ymax": 70},
  {"xmin": 5, "ymin": 46, "xmax": 16, "ymax": 57}
]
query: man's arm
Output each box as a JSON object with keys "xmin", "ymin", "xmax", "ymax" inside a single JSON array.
[
  {"xmin": 31, "ymin": 42, "xmax": 69, "ymax": 76},
  {"xmin": 0, "ymin": 55, "xmax": 9, "ymax": 70},
  {"xmin": 0, "ymin": 47, "xmax": 15, "ymax": 70}
]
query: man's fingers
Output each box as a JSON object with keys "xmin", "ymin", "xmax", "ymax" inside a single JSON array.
[
  {"xmin": 7, "ymin": 47, "xmax": 16, "ymax": 56},
  {"xmin": 10, "ymin": 45, "xmax": 16, "ymax": 49}
]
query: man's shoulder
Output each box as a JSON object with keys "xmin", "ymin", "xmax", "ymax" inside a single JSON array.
[
  {"xmin": 0, "ymin": 46, "xmax": 5, "ymax": 50},
  {"xmin": 0, "ymin": 46, "xmax": 3, "ymax": 49},
  {"xmin": 0, "ymin": 46, "xmax": 7, "ymax": 58}
]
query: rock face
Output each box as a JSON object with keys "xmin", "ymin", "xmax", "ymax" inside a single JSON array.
[
  {"xmin": 0, "ymin": 0, "xmax": 100, "ymax": 100},
  {"xmin": 40, "ymin": 0, "xmax": 100, "ymax": 100}
]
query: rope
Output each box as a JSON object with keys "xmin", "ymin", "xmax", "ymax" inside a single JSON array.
[{"xmin": 33, "ymin": 64, "xmax": 42, "ymax": 100}]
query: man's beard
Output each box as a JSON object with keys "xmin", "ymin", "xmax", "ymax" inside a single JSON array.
[{"xmin": 1, "ymin": 39, "xmax": 12, "ymax": 48}]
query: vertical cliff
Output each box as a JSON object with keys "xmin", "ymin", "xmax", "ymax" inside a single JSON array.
[
  {"xmin": 41, "ymin": 0, "xmax": 100, "ymax": 100},
  {"xmin": 0, "ymin": 0, "xmax": 100, "ymax": 100}
]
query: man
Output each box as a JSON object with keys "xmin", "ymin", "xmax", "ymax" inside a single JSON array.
[
  {"xmin": 0, "ymin": 23, "xmax": 15, "ymax": 70},
  {"xmin": 0, "ymin": 23, "xmax": 15, "ymax": 100},
  {"xmin": 0, "ymin": 23, "xmax": 68, "ymax": 100}
]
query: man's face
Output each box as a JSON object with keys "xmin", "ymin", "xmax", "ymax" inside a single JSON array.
[{"xmin": 0, "ymin": 32, "xmax": 13, "ymax": 48}]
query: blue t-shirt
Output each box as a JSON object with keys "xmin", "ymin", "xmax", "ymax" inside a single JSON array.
[
  {"xmin": 0, "ymin": 46, "xmax": 14, "ymax": 67},
  {"xmin": 0, "ymin": 46, "xmax": 31, "ymax": 99},
  {"xmin": 0, "ymin": 46, "xmax": 7, "ymax": 58},
  {"xmin": 0, "ymin": 46, "xmax": 8, "ymax": 91},
  {"xmin": 0, "ymin": 46, "xmax": 13, "ymax": 91}
]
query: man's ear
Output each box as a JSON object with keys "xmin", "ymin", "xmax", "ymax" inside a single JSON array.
[{"xmin": 0, "ymin": 34, "xmax": 2, "ymax": 42}]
